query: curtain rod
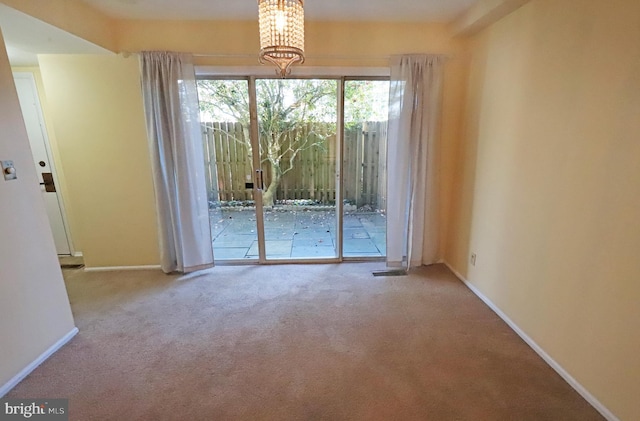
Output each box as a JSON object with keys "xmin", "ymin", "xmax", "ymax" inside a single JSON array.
[
  {"xmin": 123, "ymin": 52, "xmax": 453, "ymax": 60},
  {"xmin": 192, "ymin": 53, "xmax": 391, "ymax": 61},
  {"xmin": 192, "ymin": 53, "xmax": 453, "ymax": 60}
]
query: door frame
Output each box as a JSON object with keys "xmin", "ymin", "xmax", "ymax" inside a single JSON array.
[
  {"xmin": 198, "ymin": 67, "xmax": 389, "ymax": 264},
  {"xmin": 13, "ymin": 71, "xmax": 76, "ymax": 256},
  {"xmin": 247, "ymin": 76, "xmax": 344, "ymax": 264}
]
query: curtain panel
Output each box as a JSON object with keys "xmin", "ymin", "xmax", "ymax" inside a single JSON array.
[
  {"xmin": 386, "ymin": 54, "xmax": 445, "ymax": 268},
  {"xmin": 140, "ymin": 51, "xmax": 214, "ymax": 273}
]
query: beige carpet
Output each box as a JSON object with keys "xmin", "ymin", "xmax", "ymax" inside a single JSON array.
[{"xmin": 8, "ymin": 263, "xmax": 603, "ymax": 420}]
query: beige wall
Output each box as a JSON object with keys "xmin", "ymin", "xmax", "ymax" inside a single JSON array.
[
  {"xmin": 452, "ymin": 0, "xmax": 531, "ymax": 35},
  {"xmin": 0, "ymin": 29, "xmax": 75, "ymax": 389},
  {"xmin": 0, "ymin": 0, "xmax": 116, "ymax": 51},
  {"xmin": 116, "ymin": 20, "xmax": 459, "ymax": 66},
  {"xmin": 446, "ymin": 0, "xmax": 640, "ymax": 419},
  {"xmin": 38, "ymin": 54, "xmax": 159, "ymax": 268}
]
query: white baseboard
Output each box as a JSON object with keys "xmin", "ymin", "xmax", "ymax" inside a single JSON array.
[
  {"xmin": 72, "ymin": 251, "xmax": 83, "ymax": 258},
  {"xmin": 0, "ymin": 327, "xmax": 79, "ymax": 398},
  {"xmin": 442, "ymin": 261, "xmax": 619, "ymax": 421},
  {"xmin": 84, "ymin": 265, "xmax": 161, "ymax": 272}
]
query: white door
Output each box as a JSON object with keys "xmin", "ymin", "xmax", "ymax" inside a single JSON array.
[{"xmin": 13, "ymin": 72, "xmax": 72, "ymax": 255}]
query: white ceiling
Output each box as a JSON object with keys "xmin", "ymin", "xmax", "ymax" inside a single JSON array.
[
  {"xmin": 83, "ymin": 0, "xmax": 478, "ymax": 22},
  {"xmin": 0, "ymin": 4, "xmax": 111, "ymax": 66}
]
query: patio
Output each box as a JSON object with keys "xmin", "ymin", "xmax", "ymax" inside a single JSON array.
[{"xmin": 210, "ymin": 207, "xmax": 386, "ymax": 260}]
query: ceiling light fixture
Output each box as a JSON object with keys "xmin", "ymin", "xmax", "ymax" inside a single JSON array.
[{"xmin": 258, "ymin": 0, "xmax": 305, "ymax": 77}]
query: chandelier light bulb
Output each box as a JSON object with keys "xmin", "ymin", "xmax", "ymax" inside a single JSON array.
[{"xmin": 275, "ymin": 11, "xmax": 287, "ymax": 33}]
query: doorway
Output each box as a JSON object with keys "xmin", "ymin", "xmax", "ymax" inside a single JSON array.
[
  {"xmin": 13, "ymin": 72, "xmax": 73, "ymax": 256},
  {"xmin": 197, "ymin": 76, "xmax": 388, "ymax": 263}
]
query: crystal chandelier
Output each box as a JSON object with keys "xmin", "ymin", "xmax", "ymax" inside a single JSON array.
[{"xmin": 258, "ymin": 0, "xmax": 305, "ymax": 77}]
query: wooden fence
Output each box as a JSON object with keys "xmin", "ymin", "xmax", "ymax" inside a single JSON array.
[
  {"xmin": 202, "ymin": 121, "xmax": 387, "ymax": 208},
  {"xmin": 343, "ymin": 121, "xmax": 387, "ymax": 209}
]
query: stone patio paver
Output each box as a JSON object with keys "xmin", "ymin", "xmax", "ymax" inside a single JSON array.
[{"xmin": 209, "ymin": 208, "xmax": 385, "ymax": 260}]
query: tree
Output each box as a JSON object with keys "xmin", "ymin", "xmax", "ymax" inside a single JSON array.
[
  {"xmin": 343, "ymin": 80, "xmax": 389, "ymax": 125},
  {"xmin": 199, "ymin": 79, "xmax": 336, "ymax": 206},
  {"xmin": 198, "ymin": 79, "xmax": 387, "ymax": 207}
]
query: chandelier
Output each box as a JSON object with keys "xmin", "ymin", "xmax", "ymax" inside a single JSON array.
[{"xmin": 258, "ymin": 0, "xmax": 305, "ymax": 77}]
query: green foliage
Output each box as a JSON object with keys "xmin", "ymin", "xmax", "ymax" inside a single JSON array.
[
  {"xmin": 344, "ymin": 80, "xmax": 389, "ymax": 124},
  {"xmin": 198, "ymin": 80, "xmax": 249, "ymax": 122},
  {"xmin": 197, "ymin": 79, "xmax": 388, "ymax": 124}
]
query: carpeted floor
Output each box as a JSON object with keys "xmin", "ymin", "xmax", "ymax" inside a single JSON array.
[{"xmin": 8, "ymin": 263, "xmax": 603, "ymax": 420}]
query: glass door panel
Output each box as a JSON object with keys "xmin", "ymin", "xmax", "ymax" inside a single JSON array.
[
  {"xmin": 255, "ymin": 79, "xmax": 339, "ymax": 260},
  {"xmin": 342, "ymin": 80, "xmax": 389, "ymax": 257},
  {"xmin": 197, "ymin": 79, "xmax": 259, "ymax": 261}
]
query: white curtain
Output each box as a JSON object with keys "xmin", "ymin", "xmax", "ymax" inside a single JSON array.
[
  {"xmin": 386, "ymin": 55, "xmax": 445, "ymax": 268},
  {"xmin": 140, "ymin": 51, "xmax": 214, "ymax": 273}
]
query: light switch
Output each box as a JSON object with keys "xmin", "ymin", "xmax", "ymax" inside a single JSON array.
[{"xmin": 1, "ymin": 160, "xmax": 17, "ymax": 181}]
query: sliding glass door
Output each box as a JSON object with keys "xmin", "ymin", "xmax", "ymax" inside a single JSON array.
[
  {"xmin": 342, "ymin": 80, "xmax": 389, "ymax": 258},
  {"xmin": 197, "ymin": 76, "xmax": 388, "ymax": 263},
  {"xmin": 198, "ymin": 79, "xmax": 260, "ymax": 260},
  {"xmin": 256, "ymin": 79, "xmax": 338, "ymax": 260}
]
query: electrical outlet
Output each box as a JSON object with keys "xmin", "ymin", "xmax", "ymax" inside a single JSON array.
[{"xmin": 470, "ymin": 253, "xmax": 477, "ymax": 266}]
